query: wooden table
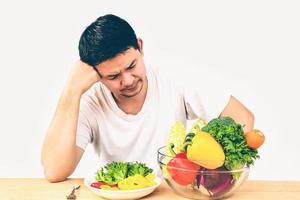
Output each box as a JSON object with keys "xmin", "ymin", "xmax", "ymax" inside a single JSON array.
[{"xmin": 0, "ymin": 179, "xmax": 299, "ymax": 200}]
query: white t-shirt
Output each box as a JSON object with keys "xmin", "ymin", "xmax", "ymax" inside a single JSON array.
[{"xmin": 76, "ymin": 67, "xmax": 227, "ymax": 173}]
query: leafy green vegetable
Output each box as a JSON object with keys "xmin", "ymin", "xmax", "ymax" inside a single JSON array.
[
  {"xmin": 95, "ymin": 161, "xmax": 153, "ymax": 185},
  {"xmin": 127, "ymin": 162, "xmax": 153, "ymax": 177},
  {"xmin": 201, "ymin": 117, "xmax": 259, "ymax": 171},
  {"xmin": 95, "ymin": 162, "xmax": 129, "ymax": 185}
]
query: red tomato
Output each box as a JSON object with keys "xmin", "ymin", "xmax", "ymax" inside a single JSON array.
[
  {"xmin": 90, "ymin": 181, "xmax": 105, "ymax": 188},
  {"xmin": 167, "ymin": 152, "xmax": 200, "ymax": 185}
]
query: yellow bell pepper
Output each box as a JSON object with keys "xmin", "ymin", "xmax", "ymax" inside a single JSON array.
[{"xmin": 186, "ymin": 131, "xmax": 225, "ymax": 169}]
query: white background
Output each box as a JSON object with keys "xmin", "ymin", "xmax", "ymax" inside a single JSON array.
[{"xmin": 0, "ymin": 0, "xmax": 299, "ymax": 180}]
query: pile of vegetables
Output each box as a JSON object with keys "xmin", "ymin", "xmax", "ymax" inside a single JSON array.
[
  {"xmin": 90, "ymin": 161, "xmax": 156, "ymax": 190},
  {"xmin": 201, "ymin": 117, "xmax": 260, "ymax": 171},
  {"xmin": 164, "ymin": 117, "xmax": 265, "ymax": 196}
]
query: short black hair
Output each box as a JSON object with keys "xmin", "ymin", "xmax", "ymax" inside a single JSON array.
[{"xmin": 78, "ymin": 14, "xmax": 139, "ymax": 67}]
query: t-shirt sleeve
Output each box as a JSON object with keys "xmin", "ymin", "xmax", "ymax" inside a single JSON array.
[
  {"xmin": 183, "ymin": 84, "xmax": 230, "ymax": 121},
  {"xmin": 76, "ymin": 96, "xmax": 95, "ymax": 151},
  {"xmin": 183, "ymin": 87, "xmax": 207, "ymax": 120}
]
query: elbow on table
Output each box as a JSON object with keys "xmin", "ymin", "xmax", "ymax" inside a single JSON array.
[
  {"xmin": 44, "ymin": 170, "xmax": 68, "ymax": 183},
  {"xmin": 44, "ymin": 170, "xmax": 67, "ymax": 183},
  {"xmin": 43, "ymin": 166, "xmax": 69, "ymax": 183}
]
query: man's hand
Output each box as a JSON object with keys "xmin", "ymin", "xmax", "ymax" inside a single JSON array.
[{"xmin": 66, "ymin": 60, "xmax": 100, "ymax": 95}]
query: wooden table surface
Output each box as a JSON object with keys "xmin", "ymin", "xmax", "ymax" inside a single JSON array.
[{"xmin": 0, "ymin": 179, "xmax": 299, "ymax": 200}]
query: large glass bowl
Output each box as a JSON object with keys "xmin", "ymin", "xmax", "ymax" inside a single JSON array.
[{"xmin": 157, "ymin": 146, "xmax": 249, "ymax": 200}]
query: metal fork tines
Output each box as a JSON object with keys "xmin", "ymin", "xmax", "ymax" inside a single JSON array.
[{"xmin": 66, "ymin": 184, "xmax": 81, "ymax": 200}]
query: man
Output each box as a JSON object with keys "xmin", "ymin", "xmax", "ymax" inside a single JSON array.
[{"xmin": 41, "ymin": 14, "xmax": 254, "ymax": 182}]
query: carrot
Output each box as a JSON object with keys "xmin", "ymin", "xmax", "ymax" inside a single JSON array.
[{"xmin": 244, "ymin": 129, "xmax": 265, "ymax": 149}]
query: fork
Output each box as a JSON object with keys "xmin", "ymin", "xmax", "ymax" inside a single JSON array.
[{"xmin": 66, "ymin": 184, "xmax": 81, "ymax": 200}]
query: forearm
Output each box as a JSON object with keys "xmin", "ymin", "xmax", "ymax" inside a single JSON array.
[
  {"xmin": 41, "ymin": 86, "xmax": 82, "ymax": 182},
  {"xmin": 220, "ymin": 96, "xmax": 254, "ymax": 133}
]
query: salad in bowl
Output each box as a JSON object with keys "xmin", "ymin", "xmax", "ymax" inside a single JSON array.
[{"xmin": 84, "ymin": 161, "xmax": 161, "ymax": 199}]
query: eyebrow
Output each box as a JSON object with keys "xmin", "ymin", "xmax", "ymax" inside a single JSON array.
[{"xmin": 105, "ymin": 59, "xmax": 137, "ymax": 77}]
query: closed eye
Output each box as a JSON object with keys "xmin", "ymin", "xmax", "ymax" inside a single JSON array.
[
  {"xmin": 127, "ymin": 64, "xmax": 136, "ymax": 70},
  {"xmin": 108, "ymin": 74, "xmax": 119, "ymax": 80},
  {"xmin": 126, "ymin": 59, "xmax": 137, "ymax": 70}
]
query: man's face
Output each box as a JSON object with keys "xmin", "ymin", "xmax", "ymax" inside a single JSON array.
[{"xmin": 95, "ymin": 46, "xmax": 147, "ymax": 100}]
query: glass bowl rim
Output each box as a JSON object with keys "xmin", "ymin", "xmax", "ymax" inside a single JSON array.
[{"xmin": 157, "ymin": 146, "xmax": 250, "ymax": 173}]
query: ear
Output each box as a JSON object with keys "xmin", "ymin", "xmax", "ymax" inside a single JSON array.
[{"xmin": 137, "ymin": 38, "xmax": 144, "ymax": 56}]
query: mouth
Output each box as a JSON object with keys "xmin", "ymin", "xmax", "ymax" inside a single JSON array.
[
  {"xmin": 119, "ymin": 80, "xmax": 143, "ymax": 98},
  {"xmin": 122, "ymin": 81, "xmax": 138, "ymax": 92}
]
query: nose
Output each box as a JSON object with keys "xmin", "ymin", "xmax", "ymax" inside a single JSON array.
[{"xmin": 121, "ymin": 72, "xmax": 134, "ymax": 87}]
